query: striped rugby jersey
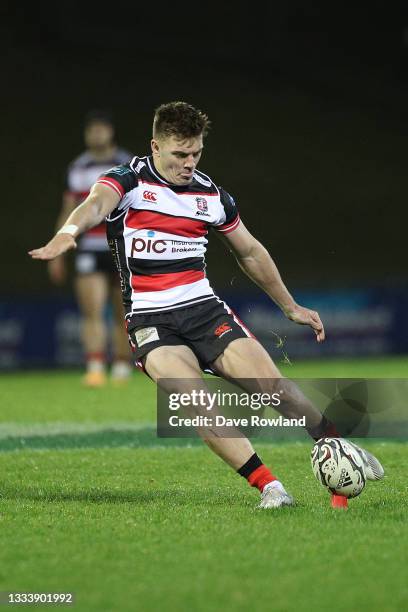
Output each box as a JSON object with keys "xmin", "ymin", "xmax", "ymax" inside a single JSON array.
[
  {"xmin": 65, "ymin": 148, "xmax": 131, "ymax": 251},
  {"xmin": 97, "ymin": 155, "xmax": 240, "ymax": 316}
]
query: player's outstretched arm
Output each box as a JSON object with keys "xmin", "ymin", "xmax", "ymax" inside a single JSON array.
[
  {"xmin": 29, "ymin": 184, "xmax": 120, "ymax": 261},
  {"xmin": 47, "ymin": 192, "xmax": 78, "ymax": 284},
  {"xmin": 219, "ymin": 221, "xmax": 325, "ymax": 343}
]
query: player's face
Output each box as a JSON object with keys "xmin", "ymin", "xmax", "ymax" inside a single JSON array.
[
  {"xmin": 84, "ymin": 122, "xmax": 114, "ymax": 149},
  {"xmin": 151, "ymin": 135, "xmax": 203, "ymax": 185}
]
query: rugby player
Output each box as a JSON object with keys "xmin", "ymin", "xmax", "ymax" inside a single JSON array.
[
  {"xmin": 48, "ymin": 110, "xmax": 132, "ymax": 386},
  {"xmin": 30, "ymin": 102, "xmax": 383, "ymax": 508}
]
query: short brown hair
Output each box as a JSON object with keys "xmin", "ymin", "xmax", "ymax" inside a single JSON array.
[{"xmin": 153, "ymin": 101, "xmax": 210, "ymax": 139}]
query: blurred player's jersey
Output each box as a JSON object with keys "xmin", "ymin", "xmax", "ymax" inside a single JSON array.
[
  {"xmin": 97, "ymin": 155, "xmax": 240, "ymax": 317},
  {"xmin": 65, "ymin": 148, "xmax": 131, "ymax": 252}
]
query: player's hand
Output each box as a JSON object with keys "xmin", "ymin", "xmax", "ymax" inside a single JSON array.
[
  {"xmin": 284, "ymin": 304, "xmax": 325, "ymax": 343},
  {"xmin": 29, "ymin": 233, "xmax": 77, "ymax": 261},
  {"xmin": 48, "ymin": 256, "xmax": 67, "ymax": 285}
]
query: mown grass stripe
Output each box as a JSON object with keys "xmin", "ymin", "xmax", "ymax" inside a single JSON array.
[
  {"xmin": 0, "ymin": 424, "xmax": 204, "ymax": 452},
  {"xmin": 0, "ymin": 421, "xmax": 155, "ymax": 438}
]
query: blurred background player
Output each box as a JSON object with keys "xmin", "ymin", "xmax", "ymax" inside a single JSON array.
[{"xmin": 48, "ymin": 110, "xmax": 132, "ymax": 386}]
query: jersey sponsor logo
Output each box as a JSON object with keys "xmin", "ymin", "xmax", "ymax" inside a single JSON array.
[
  {"xmin": 214, "ymin": 322, "xmax": 232, "ymax": 338},
  {"xmin": 143, "ymin": 190, "xmax": 157, "ymax": 202},
  {"xmin": 131, "ymin": 238, "xmax": 167, "ymax": 255},
  {"xmin": 135, "ymin": 327, "xmax": 160, "ymax": 347},
  {"xmin": 171, "ymin": 240, "xmax": 200, "ymax": 253}
]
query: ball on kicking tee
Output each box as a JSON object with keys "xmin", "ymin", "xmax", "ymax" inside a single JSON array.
[{"xmin": 311, "ymin": 438, "xmax": 367, "ymax": 498}]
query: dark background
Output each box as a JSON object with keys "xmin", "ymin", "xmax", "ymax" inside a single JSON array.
[{"xmin": 2, "ymin": 1, "xmax": 408, "ymax": 295}]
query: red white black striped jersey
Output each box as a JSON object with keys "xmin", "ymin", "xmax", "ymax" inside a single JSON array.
[
  {"xmin": 65, "ymin": 148, "xmax": 131, "ymax": 251},
  {"xmin": 97, "ymin": 155, "xmax": 240, "ymax": 316}
]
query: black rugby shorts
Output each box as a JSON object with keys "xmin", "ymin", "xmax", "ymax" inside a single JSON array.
[{"xmin": 127, "ymin": 298, "xmax": 254, "ymax": 371}]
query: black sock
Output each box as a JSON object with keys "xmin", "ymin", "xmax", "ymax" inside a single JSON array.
[{"xmin": 237, "ymin": 453, "xmax": 263, "ymax": 478}]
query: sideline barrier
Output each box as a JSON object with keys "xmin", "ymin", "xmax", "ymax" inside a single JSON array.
[{"xmin": 0, "ymin": 287, "xmax": 407, "ymax": 369}]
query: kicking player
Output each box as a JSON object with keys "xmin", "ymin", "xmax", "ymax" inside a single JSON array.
[
  {"xmin": 49, "ymin": 110, "xmax": 133, "ymax": 386},
  {"xmin": 30, "ymin": 102, "xmax": 383, "ymax": 507}
]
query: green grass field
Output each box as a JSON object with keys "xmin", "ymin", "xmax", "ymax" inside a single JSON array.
[{"xmin": 0, "ymin": 356, "xmax": 407, "ymax": 611}]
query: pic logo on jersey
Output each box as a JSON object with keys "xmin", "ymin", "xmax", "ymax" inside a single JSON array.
[
  {"xmin": 143, "ymin": 190, "xmax": 157, "ymax": 202},
  {"xmin": 131, "ymin": 238, "xmax": 166, "ymax": 256},
  {"xmin": 214, "ymin": 322, "xmax": 232, "ymax": 338},
  {"xmin": 195, "ymin": 197, "xmax": 208, "ymax": 212}
]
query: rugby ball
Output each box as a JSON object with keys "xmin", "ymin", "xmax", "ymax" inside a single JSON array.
[{"xmin": 311, "ymin": 438, "xmax": 367, "ymax": 498}]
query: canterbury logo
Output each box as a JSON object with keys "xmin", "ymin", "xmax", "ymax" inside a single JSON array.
[
  {"xmin": 143, "ymin": 190, "xmax": 157, "ymax": 202},
  {"xmin": 215, "ymin": 322, "xmax": 232, "ymax": 337}
]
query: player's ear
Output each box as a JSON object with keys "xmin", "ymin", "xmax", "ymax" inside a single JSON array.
[{"xmin": 151, "ymin": 138, "xmax": 160, "ymax": 156}]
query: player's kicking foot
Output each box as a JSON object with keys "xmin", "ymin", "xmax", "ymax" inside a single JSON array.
[
  {"xmin": 259, "ymin": 481, "xmax": 295, "ymax": 509},
  {"xmin": 347, "ymin": 441, "xmax": 384, "ymax": 481}
]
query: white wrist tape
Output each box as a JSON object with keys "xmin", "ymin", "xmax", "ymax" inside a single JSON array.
[{"xmin": 57, "ymin": 224, "xmax": 79, "ymax": 236}]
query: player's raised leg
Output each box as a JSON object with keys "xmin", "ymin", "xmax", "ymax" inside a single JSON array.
[
  {"xmin": 213, "ymin": 338, "xmax": 384, "ymax": 481},
  {"xmin": 75, "ymin": 273, "xmax": 109, "ymax": 387},
  {"xmin": 144, "ymin": 344, "xmax": 293, "ymax": 508}
]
